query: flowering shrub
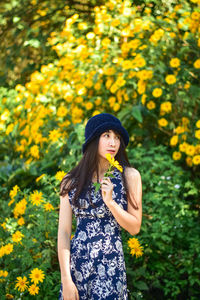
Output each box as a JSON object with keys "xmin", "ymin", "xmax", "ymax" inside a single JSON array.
[
  {"xmin": 0, "ymin": 174, "xmax": 62, "ymax": 298},
  {"xmin": 0, "ymin": 0, "xmax": 199, "ymax": 170},
  {"xmin": 0, "ymin": 0, "xmax": 200, "ymax": 298}
]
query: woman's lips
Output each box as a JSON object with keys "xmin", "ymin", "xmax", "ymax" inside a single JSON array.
[{"xmin": 107, "ymin": 150, "xmax": 115, "ymax": 154}]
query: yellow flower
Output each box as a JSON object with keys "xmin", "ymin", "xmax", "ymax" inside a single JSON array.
[
  {"xmin": 158, "ymin": 118, "xmax": 168, "ymax": 127},
  {"xmin": 122, "ymin": 60, "xmax": 132, "ymax": 70},
  {"xmin": 12, "ymin": 231, "xmax": 24, "ymax": 243},
  {"xmin": 196, "ymin": 120, "xmax": 200, "ymax": 128},
  {"xmin": 44, "ymin": 203, "xmax": 54, "ymax": 211},
  {"xmin": 29, "ymin": 268, "xmax": 45, "ymax": 285},
  {"xmin": 1, "ymin": 222, "xmax": 6, "ymax": 230},
  {"xmin": 152, "ymin": 88, "xmax": 162, "ymax": 98},
  {"xmin": 147, "ymin": 101, "xmax": 156, "ymax": 110},
  {"xmin": 113, "ymin": 103, "xmax": 120, "ymax": 112},
  {"xmin": 195, "ymin": 144, "xmax": 200, "ymax": 154},
  {"xmin": 4, "ymin": 243, "xmax": 13, "ymax": 255},
  {"xmin": 174, "ymin": 126, "xmax": 185, "ymax": 134},
  {"xmin": 13, "ymin": 198, "xmax": 27, "ymax": 218},
  {"xmin": 78, "ymin": 22, "xmax": 87, "ymax": 30},
  {"xmin": 28, "ymin": 284, "xmax": 39, "ymax": 295},
  {"xmin": 92, "ymin": 110, "xmax": 101, "ymax": 116},
  {"xmin": 185, "ymin": 145, "xmax": 195, "ymax": 156},
  {"xmin": 9, "ymin": 185, "xmax": 19, "ymax": 200},
  {"xmin": 170, "ymin": 135, "xmax": 178, "ymax": 146},
  {"xmin": 49, "ymin": 129, "xmax": 61, "ymax": 142},
  {"xmin": 179, "ymin": 142, "xmax": 188, "ymax": 152},
  {"xmin": 141, "ymin": 94, "xmax": 147, "ymax": 105},
  {"xmin": 127, "ymin": 237, "xmax": 143, "ymax": 258},
  {"xmin": 57, "ymin": 106, "xmax": 68, "ymax": 117},
  {"xmin": 191, "ymin": 11, "xmax": 199, "ymax": 20},
  {"xmin": 18, "ymin": 217, "xmax": 25, "ymax": 226},
  {"xmin": 105, "ymin": 153, "xmax": 123, "ymax": 172},
  {"xmin": 85, "ymin": 102, "xmax": 93, "ymax": 110},
  {"xmin": 184, "ymin": 82, "xmax": 190, "ymax": 89},
  {"xmin": 134, "ymin": 55, "xmax": 146, "ymax": 68},
  {"xmin": 6, "ymin": 123, "xmax": 14, "ymax": 135},
  {"xmin": 165, "ymin": 74, "xmax": 176, "ymax": 84},
  {"xmin": 0, "ymin": 270, "xmax": 8, "ymax": 277},
  {"xmin": 110, "ymin": 83, "xmax": 118, "ymax": 93},
  {"xmin": 160, "ymin": 101, "xmax": 172, "ymax": 114},
  {"xmin": 30, "ymin": 190, "xmax": 43, "ymax": 206},
  {"xmin": 195, "ymin": 130, "xmax": 200, "ymax": 139},
  {"xmin": 170, "ymin": 58, "xmax": 180, "ymax": 68},
  {"xmin": 15, "ymin": 276, "xmax": 29, "ymax": 292},
  {"xmin": 192, "ymin": 155, "xmax": 200, "ymax": 165},
  {"xmin": 55, "ymin": 171, "xmax": 66, "ymax": 181},
  {"xmin": 30, "ymin": 145, "xmax": 40, "ymax": 159},
  {"xmin": 108, "ymin": 97, "xmax": 116, "ymax": 108},
  {"xmin": 95, "ymin": 97, "xmax": 101, "ymax": 106},
  {"xmin": 71, "ymin": 106, "xmax": 83, "ymax": 124},
  {"xmin": 186, "ymin": 156, "xmax": 193, "ymax": 167},
  {"xmin": 193, "ymin": 59, "xmax": 200, "ymax": 69},
  {"xmin": 172, "ymin": 151, "xmax": 182, "ymax": 160}
]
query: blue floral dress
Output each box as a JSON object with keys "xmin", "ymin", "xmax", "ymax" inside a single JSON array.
[{"xmin": 59, "ymin": 168, "xmax": 128, "ymax": 300}]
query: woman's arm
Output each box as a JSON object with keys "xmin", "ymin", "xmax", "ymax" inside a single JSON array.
[
  {"xmin": 57, "ymin": 194, "xmax": 73, "ymax": 282},
  {"xmin": 101, "ymin": 167, "xmax": 142, "ymax": 236}
]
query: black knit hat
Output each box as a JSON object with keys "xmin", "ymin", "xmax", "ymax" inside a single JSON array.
[{"xmin": 82, "ymin": 113, "xmax": 129, "ymax": 153}]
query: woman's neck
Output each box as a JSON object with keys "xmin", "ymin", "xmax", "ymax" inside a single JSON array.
[
  {"xmin": 92, "ymin": 159, "xmax": 110, "ymax": 183},
  {"xmin": 98, "ymin": 159, "xmax": 110, "ymax": 175}
]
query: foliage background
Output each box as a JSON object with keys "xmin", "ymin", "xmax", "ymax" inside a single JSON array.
[{"xmin": 0, "ymin": 0, "xmax": 200, "ymax": 299}]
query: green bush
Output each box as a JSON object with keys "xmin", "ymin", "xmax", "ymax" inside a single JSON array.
[{"xmin": 123, "ymin": 143, "xmax": 200, "ymax": 299}]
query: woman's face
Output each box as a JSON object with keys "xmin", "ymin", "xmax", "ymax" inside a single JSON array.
[{"xmin": 98, "ymin": 130, "xmax": 121, "ymax": 159}]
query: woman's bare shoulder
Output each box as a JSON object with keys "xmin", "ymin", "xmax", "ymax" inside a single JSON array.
[{"xmin": 124, "ymin": 166, "xmax": 141, "ymax": 178}]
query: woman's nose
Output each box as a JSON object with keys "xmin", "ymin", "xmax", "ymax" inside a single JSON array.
[{"xmin": 109, "ymin": 137, "xmax": 116, "ymax": 146}]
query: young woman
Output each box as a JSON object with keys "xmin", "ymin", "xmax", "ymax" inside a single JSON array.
[{"xmin": 58, "ymin": 113, "xmax": 142, "ymax": 300}]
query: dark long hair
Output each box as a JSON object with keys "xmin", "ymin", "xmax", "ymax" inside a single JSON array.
[{"xmin": 60, "ymin": 134, "xmax": 139, "ymax": 210}]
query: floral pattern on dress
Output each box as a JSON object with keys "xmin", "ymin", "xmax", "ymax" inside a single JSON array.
[{"xmin": 59, "ymin": 168, "xmax": 128, "ymax": 300}]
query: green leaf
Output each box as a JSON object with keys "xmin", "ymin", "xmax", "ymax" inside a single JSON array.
[
  {"xmin": 132, "ymin": 105, "xmax": 143, "ymax": 123},
  {"xmin": 93, "ymin": 182, "xmax": 101, "ymax": 193},
  {"xmin": 133, "ymin": 280, "xmax": 149, "ymax": 291}
]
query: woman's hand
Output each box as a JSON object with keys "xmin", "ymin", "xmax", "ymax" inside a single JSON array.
[
  {"xmin": 62, "ymin": 279, "xmax": 79, "ymax": 300},
  {"xmin": 101, "ymin": 177, "xmax": 114, "ymax": 206}
]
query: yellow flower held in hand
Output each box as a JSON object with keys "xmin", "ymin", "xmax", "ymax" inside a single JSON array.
[
  {"xmin": 105, "ymin": 153, "xmax": 123, "ymax": 172},
  {"xmin": 93, "ymin": 153, "xmax": 123, "ymax": 193}
]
